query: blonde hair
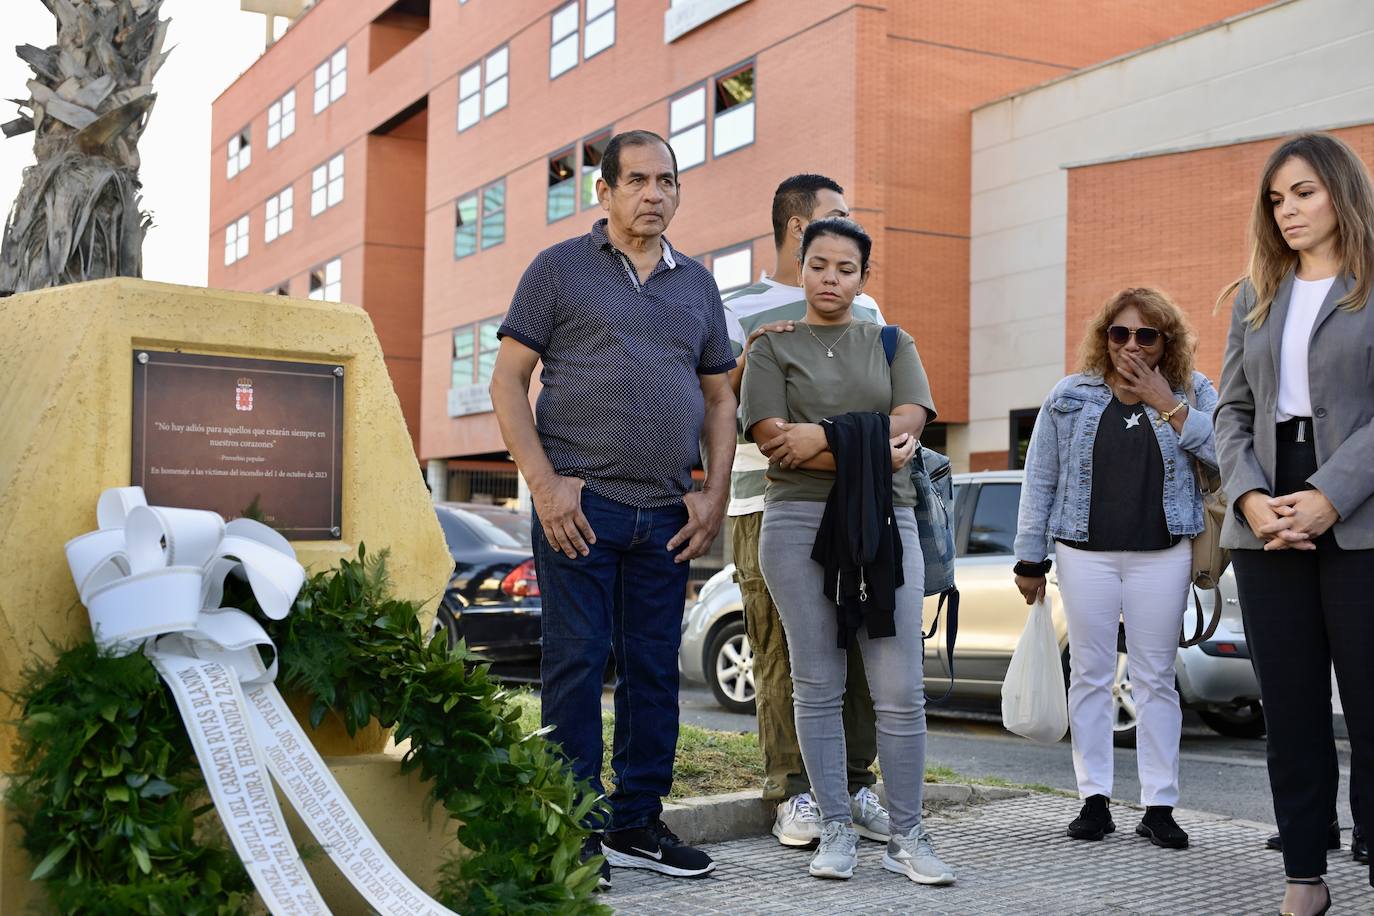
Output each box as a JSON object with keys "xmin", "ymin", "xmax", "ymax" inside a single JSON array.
[
  {"xmin": 1077, "ymin": 287, "xmax": 1196, "ymax": 391},
  {"xmin": 1218, "ymin": 132, "xmax": 1374, "ymax": 327}
]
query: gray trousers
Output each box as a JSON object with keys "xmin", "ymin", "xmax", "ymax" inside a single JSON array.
[{"xmin": 759, "ymin": 500, "xmax": 927, "ymax": 832}]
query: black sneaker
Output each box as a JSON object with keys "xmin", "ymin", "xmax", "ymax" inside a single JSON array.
[
  {"xmin": 1067, "ymin": 794, "xmax": 1114, "ymax": 841},
  {"xmin": 581, "ymin": 833, "xmax": 610, "ymax": 890},
  {"xmin": 1354, "ymin": 824, "xmax": 1368, "ymax": 864},
  {"xmin": 1265, "ymin": 818, "xmax": 1341, "ymax": 852},
  {"xmin": 1136, "ymin": 806, "xmax": 1189, "ymax": 849},
  {"xmin": 602, "ymin": 820, "xmax": 716, "ymax": 878}
]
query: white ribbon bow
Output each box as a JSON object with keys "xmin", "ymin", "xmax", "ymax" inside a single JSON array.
[{"xmin": 64, "ymin": 487, "xmax": 455, "ymax": 916}]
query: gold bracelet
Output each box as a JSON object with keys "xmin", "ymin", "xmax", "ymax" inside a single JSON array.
[{"xmin": 1158, "ymin": 400, "xmax": 1188, "ymax": 423}]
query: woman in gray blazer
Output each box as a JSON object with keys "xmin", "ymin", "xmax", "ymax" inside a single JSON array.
[{"xmin": 1214, "ymin": 132, "xmax": 1374, "ymax": 916}]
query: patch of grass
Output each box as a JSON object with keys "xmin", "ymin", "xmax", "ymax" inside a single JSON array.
[
  {"xmin": 509, "ymin": 693, "xmax": 1057, "ymax": 800},
  {"xmin": 509, "ymin": 692, "xmax": 763, "ymax": 800},
  {"xmin": 923, "ymin": 763, "xmax": 963, "ymax": 784}
]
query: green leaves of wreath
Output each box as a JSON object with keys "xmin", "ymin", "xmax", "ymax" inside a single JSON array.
[{"xmin": 8, "ymin": 547, "xmax": 610, "ymax": 915}]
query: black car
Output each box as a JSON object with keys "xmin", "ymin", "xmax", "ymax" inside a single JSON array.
[{"xmin": 434, "ymin": 502, "xmax": 540, "ymax": 666}]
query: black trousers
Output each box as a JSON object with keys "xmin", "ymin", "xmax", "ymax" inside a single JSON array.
[{"xmin": 1231, "ymin": 437, "xmax": 1374, "ymax": 885}]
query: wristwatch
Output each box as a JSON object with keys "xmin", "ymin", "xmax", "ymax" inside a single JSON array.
[{"xmin": 1158, "ymin": 399, "xmax": 1189, "ymax": 424}]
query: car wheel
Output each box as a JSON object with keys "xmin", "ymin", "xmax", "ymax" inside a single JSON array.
[
  {"xmin": 433, "ymin": 603, "xmax": 462, "ymax": 652},
  {"xmin": 1199, "ymin": 702, "xmax": 1266, "ymax": 739},
  {"xmin": 1064, "ymin": 632, "xmax": 1138, "ymax": 747},
  {"xmin": 1110, "ymin": 646, "xmax": 1138, "ymax": 748},
  {"xmin": 706, "ymin": 619, "xmax": 756, "ymax": 715}
]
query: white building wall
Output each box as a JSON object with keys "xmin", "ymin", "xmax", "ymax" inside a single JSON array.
[{"xmin": 967, "ymin": 0, "xmax": 1374, "ymax": 459}]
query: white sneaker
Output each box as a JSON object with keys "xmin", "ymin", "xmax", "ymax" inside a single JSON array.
[
  {"xmin": 851, "ymin": 786, "xmax": 891, "ymax": 842},
  {"xmin": 882, "ymin": 823, "xmax": 955, "ymax": 885},
  {"xmin": 772, "ymin": 792, "xmax": 823, "ymax": 847},
  {"xmin": 808, "ymin": 822, "xmax": 859, "ymax": 879}
]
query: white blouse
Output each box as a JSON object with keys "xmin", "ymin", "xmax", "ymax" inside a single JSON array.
[{"xmin": 1276, "ymin": 275, "xmax": 1336, "ymax": 421}]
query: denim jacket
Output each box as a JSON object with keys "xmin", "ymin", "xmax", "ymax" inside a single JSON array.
[{"xmin": 1014, "ymin": 371, "xmax": 1219, "ymax": 563}]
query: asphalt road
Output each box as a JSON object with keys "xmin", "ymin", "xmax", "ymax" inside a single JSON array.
[{"xmin": 671, "ymin": 686, "xmax": 1357, "ymax": 832}]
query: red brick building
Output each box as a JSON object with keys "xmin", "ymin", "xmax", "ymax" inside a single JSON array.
[{"xmin": 209, "ymin": 0, "xmax": 1265, "ymax": 498}]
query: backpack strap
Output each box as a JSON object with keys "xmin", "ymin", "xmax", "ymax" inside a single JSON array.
[
  {"xmin": 881, "ymin": 324, "xmax": 899, "ymax": 366},
  {"xmin": 923, "ymin": 588, "xmax": 959, "ymax": 703},
  {"xmin": 883, "ymin": 321, "xmax": 960, "ymax": 698}
]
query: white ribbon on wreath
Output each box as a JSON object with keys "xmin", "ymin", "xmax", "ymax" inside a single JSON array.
[{"xmin": 64, "ymin": 486, "xmax": 457, "ymax": 916}]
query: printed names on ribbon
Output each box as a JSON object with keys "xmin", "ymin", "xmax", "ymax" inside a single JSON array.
[
  {"xmin": 159, "ymin": 656, "xmax": 330, "ymax": 916},
  {"xmin": 246, "ymin": 687, "xmax": 455, "ymax": 916},
  {"xmin": 131, "ymin": 351, "xmax": 344, "ymax": 539}
]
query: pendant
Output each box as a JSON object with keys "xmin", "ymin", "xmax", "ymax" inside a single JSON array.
[{"xmin": 826, "ymin": 350, "xmax": 834, "ymax": 358}]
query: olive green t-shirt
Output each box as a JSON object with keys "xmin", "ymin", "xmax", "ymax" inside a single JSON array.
[{"xmin": 740, "ymin": 321, "xmax": 936, "ymax": 506}]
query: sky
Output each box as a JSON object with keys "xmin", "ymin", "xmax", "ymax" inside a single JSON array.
[{"xmin": 0, "ymin": 2, "xmax": 269, "ymax": 287}]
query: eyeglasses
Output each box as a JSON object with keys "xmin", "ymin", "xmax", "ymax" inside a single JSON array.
[{"xmin": 1107, "ymin": 325, "xmax": 1166, "ymax": 347}]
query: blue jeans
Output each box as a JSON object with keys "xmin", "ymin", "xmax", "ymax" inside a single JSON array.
[{"xmin": 535, "ymin": 489, "xmax": 690, "ymax": 832}]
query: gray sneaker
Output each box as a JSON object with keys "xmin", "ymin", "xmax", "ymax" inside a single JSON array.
[
  {"xmin": 850, "ymin": 786, "xmax": 891, "ymax": 842},
  {"xmin": 882, "ymin": 823, "xmax": 955, "ymax": 885},
  {"xmin": 808, "ymin": 822, "xmax": 859, "ymax": 879},
  {"xmin": 772, "ymin": 792, "xmax": 823, "ymax": 847}
]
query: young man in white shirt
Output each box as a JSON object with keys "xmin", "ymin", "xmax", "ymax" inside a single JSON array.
[{"xmin": 724, "ymin": 174, "xmax": 889, "ymax": 847}]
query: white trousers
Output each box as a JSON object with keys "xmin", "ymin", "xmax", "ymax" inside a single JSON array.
[{"xmin": 1055, "ymin": 540, "xmax": 1191, "ymax": 806}]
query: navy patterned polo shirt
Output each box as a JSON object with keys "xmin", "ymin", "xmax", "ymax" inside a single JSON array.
[{"xmin": 498, "ymin": 218, "xmax": 736, "ymax": 508}]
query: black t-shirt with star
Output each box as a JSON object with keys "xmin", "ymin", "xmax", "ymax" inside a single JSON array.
[{"xmin": 1062, "ymin": 395, "xmax": 1177, "ymax": 552}]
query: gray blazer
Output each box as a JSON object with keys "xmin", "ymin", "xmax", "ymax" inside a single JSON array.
[{"xmin": 1215, "ymin": 272, "xmax": 1374, "ymax": 550}]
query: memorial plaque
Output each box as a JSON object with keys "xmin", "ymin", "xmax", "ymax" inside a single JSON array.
[{"xmin": 131, "ymin": 350, "xmax": 344, "ymax": 539}]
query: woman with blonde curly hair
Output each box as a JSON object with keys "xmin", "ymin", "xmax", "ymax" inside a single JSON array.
[{"xmin": 1014, "ymin": 287, "xmax": 1218, "ymax": 848}]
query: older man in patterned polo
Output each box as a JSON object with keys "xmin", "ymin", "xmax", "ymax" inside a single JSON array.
[{"xmin": 489, "ymin": 130, "xmax": 737, "ymax": 884}]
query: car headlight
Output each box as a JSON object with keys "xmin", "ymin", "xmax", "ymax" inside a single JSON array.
[{"xmin": 695, "ymin": 565, "xmax": 735, "ymax": 608}]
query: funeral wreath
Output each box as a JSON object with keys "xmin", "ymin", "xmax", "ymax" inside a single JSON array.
[{"xmin": 7, "ymin": 488, "xmax": 607, "ymax": 915}]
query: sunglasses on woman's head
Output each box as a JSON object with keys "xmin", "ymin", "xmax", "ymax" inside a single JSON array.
[{"xmin": 1107, "ymin": 325, "xmax": 1165, "ymax": 347}]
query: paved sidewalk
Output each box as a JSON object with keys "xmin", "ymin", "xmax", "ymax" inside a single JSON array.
[{"xmin": 606, "ymin": 793, "xmax": 1374, "ymax": 914}]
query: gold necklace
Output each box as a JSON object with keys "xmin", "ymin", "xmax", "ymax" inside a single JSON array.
[{"xmin": 802, "ymin": 321, "xmax": 853, "ymax": 358}]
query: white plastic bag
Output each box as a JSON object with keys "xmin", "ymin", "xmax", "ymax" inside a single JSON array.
[{"xmin": 1000, "ymin": 597, "xmax": 1068, "ymax": 744}]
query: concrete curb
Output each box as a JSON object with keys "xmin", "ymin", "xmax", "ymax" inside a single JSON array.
[{"xmin": 660, "ymin": 782, "xmax": 1031, "ymax": 846}]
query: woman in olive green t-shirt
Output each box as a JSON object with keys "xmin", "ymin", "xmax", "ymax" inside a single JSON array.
[{"xmin": 740, "ymin": 218, "xmax": 954, "ymax": 886}]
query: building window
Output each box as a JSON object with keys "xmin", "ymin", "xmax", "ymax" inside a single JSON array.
[
  {"xmin": 581, "ymin": 130, "xmax": 609, "ymax": 208},
  {"xmin": 308, "ymin": 258, "xmax": 342, "ymax": 302},
  {"xmin": 226, "ymin": 128, "xmax": 251, "ymax": 179},
  {"xmin": 669, "ymin": 85, "xmax": 706, "ymax": 171},
  {"xmin": 549, "ymin": 2, "xmax": 578, "ymax": 79},
  {"xmin": 272, "ymin": 283, "xmax": 290, "ymax": 296},
  {"xmin": 713, "ymin": 63, "xmax": 754, "ymax": 156},
  {"xmin": 1009, "ymin": 408, "xmax": 1038, "ymax": 470},
  {"xmin": 454, "ymin": 192, "xmax": 478, "ymax": 259},
  {"xmin": 451, "ymin": 326, "xmax": 473, "ymax": 388},
  {"xmin": 458, "ymin": 46, "xmax": 508, "ymax": 131},
  {"xmin": 224, "ymin": 214, "xmax": 249, "ymax": 266},
  {"xmin": 311, "ymin": 153, "xmax": 344, "ymax": 216},
  {"xmin": 481, "ymin": 179, "xmax": 506, "ymax": 249},
  {"xmin": 267, "ymin": 89, "xmax": 296, "ymax": 148},
  {"xmin": 458, "ymin": 64, "xmax": 481, "ymax": 131},
  {"xmin": 548, "ymin": 148, "xmax": 576, "ymax": 222},
  {"xmin": 584, "ymin": 0, "xmax": 615, "ymax": 58},
  {"xmin": 451, "ymin": 317, "xmax": 502, "ymax": 389},
  {"xmin": 710, "ymin": 244, "xmax": 752, "ymax": 294},
  {"xmin": 484, "ymin": 46, "xmax": 509, "ymax": 116},
  {"xmin": 454, "ymin": 179, "xmax": 505, "ymax": 257},
  {"xmin": 264, "ymin": 186, "xmax": 294, "ymax": 243},
  {"xmin": 313, "ymin": 46, "xmax": 347, "ymax": 114}
]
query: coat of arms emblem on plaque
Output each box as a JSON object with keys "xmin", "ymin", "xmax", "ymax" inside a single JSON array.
[{"xmin": 235, "ymin": 378, "xmax": 254, "ymax": 412}]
